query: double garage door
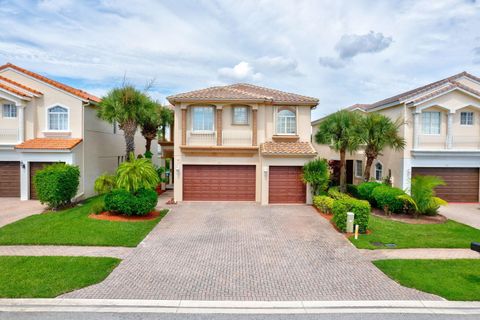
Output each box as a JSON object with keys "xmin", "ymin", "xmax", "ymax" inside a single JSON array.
[
  {"xmin": 0, "ymin": 161, "xmax": 52, "ymax": 199},
  {"xmin": 183, "ymin": 165, "xmax": 306, "ymax": 203},
  {"xmin": 412, "ymin": 167, "xmax": 479, "ymax": 203}
]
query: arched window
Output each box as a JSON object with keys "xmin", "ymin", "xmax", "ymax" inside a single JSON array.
[
  {"xmin": 48, "ymin": 106, "xmax": 68, "ymax": 131},
  {"xmin": 375, "ymin": 162, "xmax": 383, "ymax": 181},
  {"xmin": 276, "ymin": 108, "xmax": 296, "ymax": 134}
]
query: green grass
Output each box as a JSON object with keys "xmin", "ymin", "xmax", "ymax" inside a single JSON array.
[
  {"xmin": 0, "ymin": 256, "xmax": 120, "ymax": 298},
  {"xmin": 374, "ymin": 259, "xmax": 480, "ymax": 301},
  {"xmin": 350, "ymin": 215, "xmax": 480, "ymax": 249},
  {"xmin": 0, "ymin": 197, "xmax": 168, "ymax": 247}
]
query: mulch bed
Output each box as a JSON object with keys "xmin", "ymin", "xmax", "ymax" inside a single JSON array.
[
  {"xmin": 372, "ymin": 208, "xmax": 447, "ymax": 224},
  {"xmin": 89, "ymin": 211, "xmax": 161, "ymax": 222}
]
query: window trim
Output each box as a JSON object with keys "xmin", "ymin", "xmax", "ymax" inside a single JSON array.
[
  {"xmin": 355, "ymin": 160, "xmax": 363, "ymax": 178},
  {"xmin": 45, "ymin": 104, "xmax": 70, "ymax": 132},
  {"xmin": 231, "ymin": 106, "xmax": 250, "ymax": 125},
  {"xmin": 460, "ymin": 111, "xmax": 474, "ymax": 126},
  {"xmin": 374, "ymin": 162, "xmax": 383, "ymax": 182},
  {"xmin": 2, "ymin": 103, "xmax": 17, "ymax": 119},
  {"xmin": 275, "ymin": 107, "xmax": 297, "ymax": 135},
  {"xmin": 421, "ymin": 111, "xmax": 441, "ymax": 135},
  {"xmin": 190, "ymin": 105, "xmax": 215, "ymax": 134}
]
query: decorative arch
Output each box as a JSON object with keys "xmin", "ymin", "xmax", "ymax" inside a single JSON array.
[
  {"xmin": 46, "ymin": 104, "xmax": 69, "ymax": 131},
  {"xmin": 275, "ymin": 106, "xmax": 297, "ymax": 135}
]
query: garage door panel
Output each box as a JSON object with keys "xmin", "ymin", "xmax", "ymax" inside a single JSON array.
[
  {"xmin": 412, "ymin": 167, "xmax": 479, "ymax": 202},
  {"xmin": 0, "ymin": 162, "xmax": 20, "ymax": 197},
  {"xmin": 269, "ymin": 166, "xmax": 306, "ymax": 204},
  {"xmin": 183, "ymin": 165, "xmax": 256, "ymax": 201}
]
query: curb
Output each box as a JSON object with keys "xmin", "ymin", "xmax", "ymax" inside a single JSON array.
[{"xmin": 0, "ymin": 299, "xmax": 479, "ymax": 314}]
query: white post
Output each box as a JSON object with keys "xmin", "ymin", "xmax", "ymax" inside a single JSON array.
[
  {"xmin": 346, "ymin": 212, "xmax": 354, "ymax": 233},
  {"xmin": 17, "ymin": 104, "xmax": 25, "ymax": 143},
  {"xmin": 446, "ymin": 112, "xmax": 453, "ymax": 149},
  {"xmin": 413, "ymin": 111, "xmax": 420, "ymax": 149}
]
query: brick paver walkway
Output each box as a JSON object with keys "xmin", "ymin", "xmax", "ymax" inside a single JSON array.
[
  {"xmin": 361, "ymin": 248, "xmax": 480, "ymax": 260},
  {"xmin": 0, "ymin": 245, "xmax": 133, "ymax": 259},
  {"xmin": 63, "ymin": 203, "xmax": 439, "ymax": 300}
]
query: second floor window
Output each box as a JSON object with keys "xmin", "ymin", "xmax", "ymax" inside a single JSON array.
[
  {"xmin": 422, "ymin": 111, "xmax": 440, "ymax": 135},
  {"xmin": 460, "ymin": 111, "xmax": 474, "ymax": 125},
  {"xmin": 2, "ymin": 104, "xmax": 17, "ymax": 118},
  {"xmin": 276, "ymin": 108, "xmax": 296, "ymax": 135},
  {"xmin": 48, "ymin": 106, "xmax": 68, "ymax": 131},
  {"xmin": 232, "ymin": 106, "xmax": 249, "ymax": 125},
  {"xmin": 192, "ymin": 106, "xmax": 214, "ymax": 132}
]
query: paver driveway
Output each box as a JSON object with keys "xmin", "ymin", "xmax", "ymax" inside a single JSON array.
[
  {"xmin": 0, "ymin": 198, "xmax": 45, "ymax": 227},
  {"xmin": 64, "ymin": 203, "xmax": 439, "ymax": 300}
]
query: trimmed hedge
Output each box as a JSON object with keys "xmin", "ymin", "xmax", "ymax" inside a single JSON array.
[
  {"xmin": 104, "ymin": 188, "xmax": 158, "ymax": 216},
  {"xmin": 33, "ymin": 163, "xmax": 80, "ymax": 209},
  {"xmin": 372, "ymin": 185, "xmax": 406, "ymax": 214},
  {"xmin": 332, "ymin": 197, "xmax": 371, "ymax": 233},
  {"xmin": 327, "ymin": 187, "xmax": 351, "ymax": 200},
  {"xmin": 313, "ymin": 195, "xmax": 334, "ymax": 214},
  {"xmin": 357, "ymin": 182, "xmax": 382, "ymax": 206},
  {"xmin": 346, "ymin": 184, "xmax": 360, "ymax": 198}
]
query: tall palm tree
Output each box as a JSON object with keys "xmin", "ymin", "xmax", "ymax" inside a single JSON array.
[
  {"xmin": 361, "ymin": 113, "xmax": 405, "ymax": 181},
  {"xmin": 140, "ymin": 104, "xmax": 174, "ymax": 153},
  {"xmin": 97, "ymin": 85, "xmax": 153, "ymax": 159},
  {"xmin": 315, "ymin": 110, "xmax": 363, "ymax": 192}
]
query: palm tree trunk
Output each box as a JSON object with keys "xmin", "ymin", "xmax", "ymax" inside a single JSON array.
[
  {"xmin": 339, "ymin": 148, "xmax": 347, "ymax": 193},
  {"xmin": 364, "ymin": 156, "xmax": 375, "ymax": 181},
  {"xmin": 145, "ymin": 138, "xmax": 152, "ymax": 152},
  {"xmin": 122, "ymin": 120, "xmax": 137, "ymax": 159}
]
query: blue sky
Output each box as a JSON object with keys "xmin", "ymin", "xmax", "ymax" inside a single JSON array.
[{"xmin": 1, "ymin": 0, "xmax": 480, "ymax": 120}]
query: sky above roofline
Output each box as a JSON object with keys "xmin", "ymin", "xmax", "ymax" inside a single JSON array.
[{"xmin": 1, "ymin": 0, "xmax": 479, "ymax": 121}]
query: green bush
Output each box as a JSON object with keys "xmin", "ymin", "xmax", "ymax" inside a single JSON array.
[
  {"xmin": 33, "ymin": 163, "xmax": 80, "ymax": 210},
  {"xmin": 94, "ymin": 173, "xmax": 116, "ymax": 195},
  {"xmin": 357, "ymin": 182, "xmax": 382, "ymax": 205},
  {"xmin": 372, "ymin": 185, "xmax": 406, "ymax": 214},
  {"xmin": 313, "ymin": 195, "xmax": 334, "ymax": 214},
  {"xmin": 397, "ymin": 175, "xmax": 447, "ymax": 217},
  {"xmin": 91, "ymin": 202, "xmax": 105, "ymax": 215},
  {"xmin": 346, "ymin": 184, "xmax": 359, "ymax": 198},
  {"xmin": 302, "ymin": 158, "xmax": 330, "ymax": 195},
  {"xmin": 332, "ymin": 198, "xmax": 371, "ymax": 233},
  {"xmin": 104, "ymin": 188, "xmax": 158, "ymax": 216},
  {"xmin": 115, "ymin": 155, "xmax": 160, "ymax": 192},
  {"xmin": 327, "ymin": 187, "xmax": 351, "ymax": 200}
]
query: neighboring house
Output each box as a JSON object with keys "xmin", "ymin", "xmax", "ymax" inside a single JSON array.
[
  {"xmin": 0, "ymin": 63, "xmax": 146, "ymax": 200},
  {"xmin": 312, "ymin": 72, "xmax": 480, "ymax": 203},
  {"xmin": 167, "ymin": 83, "xmax": 318, "ymax": 205}
]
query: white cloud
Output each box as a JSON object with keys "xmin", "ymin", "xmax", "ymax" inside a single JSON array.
[
  {"xmin": 318, "ymin": 57, "xmax": 345, "ymax": 69},
  {"xmin": 335, "ymin": 31, "xmax": 392, "ymax": 59},
  {"xmin": 255, "ymin": 56, "xmax": 300, "ymax": 74},
  {"xmin": 218, "ymin": 61, "xmax": 262, "ymax": 81}
]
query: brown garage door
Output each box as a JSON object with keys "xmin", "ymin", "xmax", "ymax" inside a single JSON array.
[
  {"xmin": 269, "ymin": 166, "xmax": 306, "ymax": 204},
  {"xmin": 30, "ymin": 162, "xmax": 54, "ymax": 200},
  {"xmin": 412, "ymin": 167, "xmax": 479, "ymax": 202},
  {"xmin": 0, "ymin": 162, "xmax": 20, "ymax": 197},
  {"xmin": 183, "ymin": 165, "xmax": 256, "ymax": 201}
]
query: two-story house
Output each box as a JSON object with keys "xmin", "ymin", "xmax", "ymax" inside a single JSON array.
[
  {"xmin": 312, "ymin": 72, "xmax": 480, "ymax": 203},
  {"xmin": 167, "ymin": 84, "xmax": 318, "ymax": 205},
  {"xmin": 0, "ymin": 63, "xmax": 145, "ymax": 200}
]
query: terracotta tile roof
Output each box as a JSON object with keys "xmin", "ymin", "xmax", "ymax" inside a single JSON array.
[
  {"xmin": 0, "ymin": 82, "xmax": 32, "ymax": 98},
  {"xmin": 261, "ymin": 141, "xmax": 317, "ymax": 156},
  {"xmin": 411, "ymin": 80, "xmax": 480, "ymax": 104},
  {"xmin": 0, "ymin": 63, "xmax": 100, "ymax": 103},
  {"xmin": 345, "ymin": 103, "xmax": 370, "ymax": 111},
  {"xmin": 167, "ymin": 83, "xmax": 318, "ymax": 105},
  {"xmin": 0, "ymin": 75, "xmax": 42, "ymax": 95},
  {"xmin": 15, "ymin": 138, "xmax": 83, "ymax": 150}
]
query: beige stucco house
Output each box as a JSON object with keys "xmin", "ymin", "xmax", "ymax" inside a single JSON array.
[
  {"xmin": 167, "ymin": 83, "xmax": 318, "ymax": 205},
  {"xmin": 0, "ymin": 63, "xmax": 146, "ymax": 200},
  {"xmin": 313, "ymin": 72, "xmax": 480, "ymax": 203}
]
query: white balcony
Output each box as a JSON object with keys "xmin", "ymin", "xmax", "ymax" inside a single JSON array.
[
  {"xmin": 186, "ymin": 131, "xmax": 216, "ymax": 146},
  {"xmin": 417, "ymin": 135, "xmax": 446, "ymax": 149},
  {"xmin": 451, "ymin": 135, "xmax": 480, "ymax": 149},
  {"xmin": 222, "ymin": 130, "xmax": 252, "ymax": 146},
  {"xmin": 416, "ymin": 135, "xmax": 480, "ymax": 150},
  {"xmin": 0, "ymin": 128, "xmax": 19, "ymax": 144}
]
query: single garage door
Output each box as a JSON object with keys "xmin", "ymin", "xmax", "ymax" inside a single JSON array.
[
  {"xmin": 269, "ymin": 166, "xmax": 306, "ymax": 204},
  {"xmin": 30, "ymin": 162, "xmax": 54, "ymax": 200},
  {"xmin": 183, "ymin": 165, "xmax": 256, "ymax": 201},
  {"xmin": 412, "ymin": 167, "xmax": 479, "ymax": 202},
  {"xmin": 0, "ymin": 161, "xmax": 20, "ymax": 197}
]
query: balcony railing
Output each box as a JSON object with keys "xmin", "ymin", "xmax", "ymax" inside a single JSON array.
[
  {"xmin": 452, "ymin": 136, "xmax": 480, "ymax": 149},
  {"xmin": 417, "ymin": 135, "xmax": 446, "ymax": 149},
  {"xmin": 186, "ymin": 131, "xmax": 216, "ymax": 146},
  {"xmin": 0, "ymin": 128, "xmax": 19, "ymax": 144},
  {"xmin": 417, "ymin": 135, "xmax": 480, "ymax": 150},
  {"xmin": 222, "ymin": 130, "xmax": 252, "ymax": 146}
]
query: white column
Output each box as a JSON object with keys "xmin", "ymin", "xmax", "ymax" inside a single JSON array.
[
  {"xmin": 446, "ymin": 112, "xmax": 454, "ymax": 149},
  {"xmin": 402, "ymin": 158, "xmax": 412, "ymax": 194},
  {"xmin": 17, "ymin": 104, "xmax": 25, "ymax": 143},
  {"xmin": 412, "ymin": 112, "xmax": 420, "ymax": 149},
  {"xmin": 20, "ymin": 161, "xmax": 29, "ymax": 201}
]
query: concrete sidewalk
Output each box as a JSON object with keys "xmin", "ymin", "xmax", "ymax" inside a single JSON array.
[
  {"xmin": 0, "ymin": 245, "xmax": 133, "ymax": 259},
  {"xmin": 360, "ymin": 248, "xmax": 480, "ymax": 260}
]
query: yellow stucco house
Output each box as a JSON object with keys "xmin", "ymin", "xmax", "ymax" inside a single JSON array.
[{"xmin": 313, "ymin": 72, "xmax": 480, "ymax": 203}]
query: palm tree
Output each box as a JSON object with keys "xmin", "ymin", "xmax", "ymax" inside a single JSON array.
[
  {"xmin": 315, "ymin": 110, "xmax": 363, "ymax": 192},
  {"xmin": 140, "ymin": 104, "xmax": 174, "ymax": 153},
  {"xmin": 361, "ymin": 113, "xmax": 405, "ymax": 181},
  {"xmin": 97, "ymin": 85, "xmax": 153, "ymax": 159}
]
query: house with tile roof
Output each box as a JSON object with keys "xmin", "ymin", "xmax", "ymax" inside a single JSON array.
[
  {"xmin": 0, "ymin": 63, "xmax": 146, "ymax": 200},
  {"xmin": 167, "ymin": 83, "xmax": 318, "ymax": 205},
  {"xmin": 312, "ymin": 72, "xmax": 480, "ymax": 203}
]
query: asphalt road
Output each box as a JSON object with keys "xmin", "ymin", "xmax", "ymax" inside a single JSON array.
[{"xmin": 1, "ymin": 313, "xmax": 479, "ymax": 320}]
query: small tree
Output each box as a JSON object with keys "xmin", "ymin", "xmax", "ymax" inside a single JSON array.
[
  {"xmin": 94, "ymin": 173, "xmax": 116, "ymax": 195},
  {"xmin": 140, "ymin": 103, "xmax": 174, "ymax": 153},
  {"xmin": 302, "ymin": 158, "xmax": 330, "ymax": 196},
  {"xmin": 398, "ymin": 175, "xmax": 447, "ymax": 217},
  {"xmin": 115, "ymin": 153, "xmax": 160, "ymax": 193}
]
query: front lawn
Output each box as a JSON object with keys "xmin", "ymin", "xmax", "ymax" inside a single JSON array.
[
  {"xmin": 374, "ymin": 259, "xmax": 480, "ymax": 301},
  {"xmin": 0, "ymin": 256, "xmax": 120, "ymax": 298},
  {"xmin": 351, "ymin": 215, "xmax": 480, "ymax": 249},
  {"xmin": 0, "ymin": 197, "xmax": 168, "ymax": 247}
]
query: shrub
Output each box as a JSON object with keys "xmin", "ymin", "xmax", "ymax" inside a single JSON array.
[
  {"xmin": 115, "ymin": 154, "xmax": 160, "ymax": 192},
  {"xmin": 33, "ymin": 163, "xmax": 80, "ymax": 209},
  {"xmin": 104, "ymin": 188, "xmax": 158, "ymax": 216},
  {"xmin": 357, "ymin": 182, "xmax": 382, "ymax": 205},
  {"xmin": 302, "ymin": 158, "xmax": 330, "ymax": 195},
  {"xmin": 155, "ymin": 166, "xmax": 167, "ymax": 184},
  {"xmin": 313, "ymin": 195, "xmax": 334, "ymax": 214},
  {"xmin": 94, "ymin": 173, "xmax": 116, "ymax": 195},
  {"xmin": 397, "ymin": 175, "xmax": 447, "ymax": 217},
  {"xmin": 346, "ymin": 184, "xmax": 359, "ymax": 198},
  {"xmin": 327, "ymin": 187, "xmax": 351, "ymax": 200},
  {"xmin": 91, "ymin": 202, "xmax": 105, "ymax": 215},
  {"xmin": 332, "ymin": 198, "xmax": 371, "ymax": 233},
  {"xmin": 372, "ymin": 185, "xmax": 406, "ymax": 215}
]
